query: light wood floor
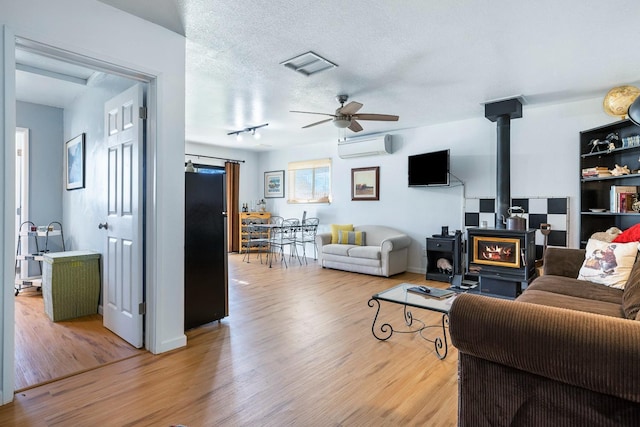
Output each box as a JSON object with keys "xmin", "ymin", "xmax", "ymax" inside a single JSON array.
[
  {"xmin": 14, "ymin": 289, "xmax": 144, "ymax": 391},
  {"xmin": 1, "ymin": 254, "xmax": 459, "ymax": 426}
]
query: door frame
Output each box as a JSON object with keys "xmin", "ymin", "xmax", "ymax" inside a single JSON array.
[
  {"xmin": 2, "ymin": 31, "xmax": 159, "ymax": 403},
  {"xmin": 15, "ymin": 127, "xmax": 29, "ymax": 279}
]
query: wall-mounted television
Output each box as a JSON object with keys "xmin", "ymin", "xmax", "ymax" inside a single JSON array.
[{"xmin": 408, "ymin": 149, "xmax": 450, "ymax": 187}]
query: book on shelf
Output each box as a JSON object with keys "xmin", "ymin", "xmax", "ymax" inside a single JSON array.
[
  {"xmin": 582, "ymin": 167, "xmax": 611, "ymax": 178},
  {"xmin": 610, "ymin": 185, "xmax": 638, "ymax": 212},
  {"xmin": 622, "ymin": 135, "xmax": 640, "ymax": 148},
  {"xmin": 618, "ymin": 192, "xmax": 639, "ymax": 213}
]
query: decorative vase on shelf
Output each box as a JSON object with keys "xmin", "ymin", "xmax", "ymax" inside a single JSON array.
[{"xmin": 603, "ymin": 85, "xmax": 640, "ymax": 119}]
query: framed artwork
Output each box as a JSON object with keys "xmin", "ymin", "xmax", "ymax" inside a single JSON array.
[
  {"xmin": 351, "ymin": 166, "xmax": 380, "ymax": 201},
  {"xmin": 65, "ymin": 133, "xmax": 85, "ymax": 190},
  {"xmin": 264, "ymin": 170, "xmax": 285, "ymax": 198}
]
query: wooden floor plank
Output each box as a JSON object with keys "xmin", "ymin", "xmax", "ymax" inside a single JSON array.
[
  {"xmin": 1, "ymin": 254, "xmax": 458, "ymax": 426},
  {"xmin": 14, "ymin": 288, "xmax": 144, "ymax": 391}
]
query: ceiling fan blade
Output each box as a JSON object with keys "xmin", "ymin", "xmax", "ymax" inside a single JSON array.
[
  {"xmin": 302, "ymin": 118, "xmax": 333, "ymax": 128},
  {"xmin": 338, "ymin": 101, "xmax": 363, "ymax": 115},
  {"xmin": 348, "ymin": 120, "xmax": 363, "ymax": 132},
  {"xmin": 353, "ymin": 113, "xmax": 399, "ymax": 121},
  {"xmin": 290, "ymin": 110, "xmax": 335, "ymax": 117}
]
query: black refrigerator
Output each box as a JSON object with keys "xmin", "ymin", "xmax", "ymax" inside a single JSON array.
[{"xmin": 184, "ymin": 171, "xmax": 228, "ymax": 330}]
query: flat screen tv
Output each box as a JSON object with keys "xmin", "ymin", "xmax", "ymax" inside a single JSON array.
[{"xmin": 408, "ymin": 149, "xmax": 450, "ymax": 186}]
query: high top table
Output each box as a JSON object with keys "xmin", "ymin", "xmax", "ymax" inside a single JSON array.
[{"xmin": 249, "ymin": 222, "xmax": 303, "ymax": 268}]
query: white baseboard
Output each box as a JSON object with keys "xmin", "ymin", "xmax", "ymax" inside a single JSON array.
[
  {"xmin": 154, "ymin": 334, "xmax": 187, "ymax": 354},
  {"xmin": 406, "ymin": 266, "xmax": 425, "ymax": 275}
]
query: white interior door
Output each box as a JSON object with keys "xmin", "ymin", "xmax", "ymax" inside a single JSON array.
[{"xmin": 102, "ymin": 84, "xmax": 144, "ymax": 348}]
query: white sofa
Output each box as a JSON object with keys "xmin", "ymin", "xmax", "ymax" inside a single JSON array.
[{"xmin": 315, "ymin": 225, "xmax": 411, "ymax": 277}]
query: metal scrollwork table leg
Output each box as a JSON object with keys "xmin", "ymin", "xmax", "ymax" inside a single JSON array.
[{"xmin": 368, "ymin": 297, "xmax": 449, "ymax": 360}]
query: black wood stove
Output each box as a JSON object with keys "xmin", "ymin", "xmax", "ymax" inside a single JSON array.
[{"xmin": 466, "ymin": 227, "xmax": 537, "ymax": 298}]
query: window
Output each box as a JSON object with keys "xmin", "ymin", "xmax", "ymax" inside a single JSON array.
[{"xmin": 288, "ymin": 158, "xmax": 331, "ymax": 203}]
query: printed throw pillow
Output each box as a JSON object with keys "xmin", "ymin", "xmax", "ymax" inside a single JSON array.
[
  {"xmin": 338, "ymin": 230, "xmax": 366, "ymax": 246},
  {"xmin": 330, "ymin": 224, "xmax": 354, "ymax": 244},
  {"xmin": 577, "ymin": 238, "xmax": 639, "ymax": 289}
]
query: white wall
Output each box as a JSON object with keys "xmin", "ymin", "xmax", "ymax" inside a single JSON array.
[
  {"xmin": 16, "ymin": 102, "xmax": 64, "ymax": 277},
  {"xmin": 1, "ymin": 0, "xmax": 186, "ymax": 404},
  {"xmin": 16, "ymin": 101, "xmax": 64, "ymax": 247},
  {"xmin": 254, "ymin": 97, "xmax": 611, "ymax": 273}
]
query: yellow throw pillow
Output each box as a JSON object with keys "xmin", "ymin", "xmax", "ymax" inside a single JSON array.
[
  {"xmin": 330, "ymin": 224, "xmax": 354, "ymax": 244},
  {"xmin": 338, "ymin": 230, "xmax": 366, "ymax": 245}
]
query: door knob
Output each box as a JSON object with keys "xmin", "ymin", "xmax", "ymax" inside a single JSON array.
[{"xmin": 98, "ymin": 222, "xmax": 109, "ymax": 230}]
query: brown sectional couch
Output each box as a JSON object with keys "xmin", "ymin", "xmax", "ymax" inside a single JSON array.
[{"xmin": 449, "ymin": 246, "xmax": 640, "ymax": 426}]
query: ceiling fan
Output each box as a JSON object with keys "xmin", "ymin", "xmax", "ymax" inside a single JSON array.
[{"xmin": 291, "ymin": 94, "xmax": 399, "ymax": 132}]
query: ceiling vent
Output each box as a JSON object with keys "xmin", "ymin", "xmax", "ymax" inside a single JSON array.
[
  {"xmin": 338, "ymin": 134, "xmax": 393, "ymax": 159},
  {"xmin": 281, "ymin": 51, "xmax": 338, "ymax": 76}
]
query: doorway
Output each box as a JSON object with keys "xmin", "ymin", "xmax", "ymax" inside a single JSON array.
[{"xmin": 12, "ymin": 40, "xmax": 152, "ymax": 390}]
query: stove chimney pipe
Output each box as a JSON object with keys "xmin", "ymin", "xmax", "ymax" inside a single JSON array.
[{"xmin": 485, "ymin": 98, "xmax": 523, "ymax": 229}]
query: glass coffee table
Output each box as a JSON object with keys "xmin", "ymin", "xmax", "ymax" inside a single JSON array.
[{"xmin": 368, "ymin": 283, "xmax": 456, "ymax": 359}]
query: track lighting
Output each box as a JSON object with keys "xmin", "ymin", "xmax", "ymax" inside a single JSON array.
[{"xmin": 227, "ymin": 123, "xmax": 269, "ymax": 140}]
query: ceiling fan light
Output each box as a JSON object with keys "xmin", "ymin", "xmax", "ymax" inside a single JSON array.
[
  {"xmin": 333, "ymin": 118, "xmax": 351, "ymax": 128},
  {"xmin": 337, "ymin": 128, "xmax": 347, "ymax": 142},
  {"xmin": 236, "ymin": 133, "xmax": 243, "ymax": 142}
]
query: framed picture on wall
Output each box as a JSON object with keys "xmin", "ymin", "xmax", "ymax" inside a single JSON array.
[
  {"xmin": 264, "ymin": 170, "xmax": 285, "ymax": 198},
  {"xmin": 351, "ymin": 166, "xmax": 380, "ymax": 201},
  {"xmin": 65, "ymin": 133, "xmax": 85, "ymax": 190}
]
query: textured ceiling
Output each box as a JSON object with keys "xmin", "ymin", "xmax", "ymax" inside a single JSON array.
[{"xmin": 32, "ymin": 1, "xmax": 640, "ymax": 150}]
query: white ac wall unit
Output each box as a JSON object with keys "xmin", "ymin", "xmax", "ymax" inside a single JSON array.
[{"xmin": 337, "ymin": 134, "xmax": 392, "ymax": 159}]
